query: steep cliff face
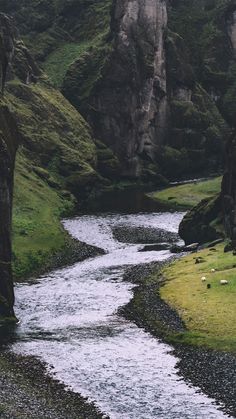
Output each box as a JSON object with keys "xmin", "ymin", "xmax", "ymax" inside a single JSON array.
[
  {"xmin": 0, "ymin": 14, "xmax": 18, "ymax": 319},
  {"xmin": 62, "ymin": 0, "xmax": 227, "ymax": 179},
  {"xmin": 222, "ymin": 4, "xmax": 236, "ymax": 244},
  {"xmin": 0, "ymin": 106, "xmax": 18, "ymax": 319},
  {"xmin": 65, "ymin": 0, "xmax": 168, "ymax": 177},
  {"xmin": 179, "ymin": 1, "xmax": 236, "ymax": 245},
  {"xmin": 1, "ymin": 0, "xmax": 228, "ymax": 181}
]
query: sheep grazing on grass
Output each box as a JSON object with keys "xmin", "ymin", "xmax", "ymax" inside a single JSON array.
[
  {"xmin": 220, "ymin": 280, "xmax": 229, "ymax": 285},
  {"xmin": 201, "ymin": 276, "xmax": 207, "ymax": 282},
  {"xmin": 211, "ymin": 268, "xmax": 216, "ymax": 273}
]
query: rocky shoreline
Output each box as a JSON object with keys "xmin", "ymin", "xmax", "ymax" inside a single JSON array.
[
  {"xmin": 0, "ymin": 350, "xmax": 106, "ymax": 418},
  {"xmin": 122, "ymin": 262, "xmax": 236, "ymax": 418}
]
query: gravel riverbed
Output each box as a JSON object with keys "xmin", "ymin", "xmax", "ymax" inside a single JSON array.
[{"xmin": 0, "ymin": 351, "xmax": 105, "ymax": 419}]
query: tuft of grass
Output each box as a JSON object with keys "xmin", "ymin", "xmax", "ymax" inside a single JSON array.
[
  {"xmin": 148, "ymin": 177, "xmax": 222, "ymax": 209},
  {"xmin": 160, "ymin": 243, "xmax": 236, "ymax": 352}
]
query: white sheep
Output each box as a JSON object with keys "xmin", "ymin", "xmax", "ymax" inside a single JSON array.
[
  {"xmin": 220, "ymin": 280, "xmax": 229, "ymax": 285},
  {"xmin": 210, "ymin": 269, "xmax": 216, "ymax": 273},
  {"xmin": 201, "ymin": 276, "xmax": 207, "ymax": 282}
]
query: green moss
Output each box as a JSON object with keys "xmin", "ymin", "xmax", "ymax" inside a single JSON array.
[{"xmin": 148, "ymin": 177, "xmax": 222, "ymax": 209}]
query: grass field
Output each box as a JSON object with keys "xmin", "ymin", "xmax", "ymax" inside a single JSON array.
[
  {"xmin": 148, "ymin": 177, "xmax": 222, "ymax": 209},
  {"xmin": 160, "ymin": 243, "xmax": 236, "ymax": 352}
]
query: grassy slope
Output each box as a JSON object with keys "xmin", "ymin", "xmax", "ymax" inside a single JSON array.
[
  {"xmin": 160, "ymin": 244, "xmax": 236, "ymax": 353},
  {"xmin": 4, "ymin": 79, "xmax": 99, "ymax": 280},
  {"xmin": 148, "ymin": 177, "xmax": 222, "ymax": 209},
  {"xmin": 12, "ymin": 153, "xmax": 74, "ymax": 279}
]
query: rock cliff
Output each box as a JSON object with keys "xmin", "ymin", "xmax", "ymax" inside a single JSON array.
[
  {"xmin": 222, "ymin": 2, "xmax": 236, "ymax": 245},
  {"xmin": 0, "ymin": 0, "xmax": 229, "ymax": 181},
  {"xmin": 0, "ymin": 14, "xmax": 18, "ymax": 319},
  {"xmin": 62, "ymin": 0, "xmax": 227, "ymax": 179},
  {"xmin": 64, "ymin": 0, "xmax": 168, "ymax": 178}
]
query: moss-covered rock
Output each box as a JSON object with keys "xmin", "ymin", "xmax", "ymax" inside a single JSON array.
[{"xmin": 179, "ymin": 194, "xmax": 224, "ymax": 245}]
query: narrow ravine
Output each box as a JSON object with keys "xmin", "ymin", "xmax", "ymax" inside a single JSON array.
[{"xmin": 12, "ymin": 210, "xmax": 231, "ymax": 419}]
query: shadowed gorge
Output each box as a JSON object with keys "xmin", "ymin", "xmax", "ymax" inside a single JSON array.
[
  {"xmin": 0, "ymin": 1, "xmax": 236, "ymax": 418},
  {"xmin": 0, "ymin": 14, "xmax": 18, "ymax": 319}
]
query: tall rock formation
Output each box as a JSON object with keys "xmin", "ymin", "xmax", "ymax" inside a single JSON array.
[
  {"xmin": 0, "ymin": 14, "xmax": 18, "ymax": 319},
  {"xmin": 63, "ymin": 0, "xmax": 227, "ymax": 180},
  {"xmin": 179, "ymin": 2, "xmax": 236, "ymax": 246},
  {"xmin": 64, "ymin": 0, "xmax": 169, "ymax": 178},
  {"xmin": 222, "ymin": 3, "xmax": 236, "ymax": 244}
]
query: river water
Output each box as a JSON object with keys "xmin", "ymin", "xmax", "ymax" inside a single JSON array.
[{"xmin": 12, "ymin": 206, "xmax": 231, "ymax": 418}]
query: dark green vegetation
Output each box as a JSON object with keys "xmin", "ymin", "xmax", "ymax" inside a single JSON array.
[
  {"xmin": 168, "ymin": 0, "xmax": 236, "ymax": 126},
  {"xmin": 0, "ymin": 0, "xmax": 113, "ymax": 87}
]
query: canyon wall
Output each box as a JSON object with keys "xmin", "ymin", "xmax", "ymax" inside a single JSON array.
[
  {"xmin": 65, "ymin": 0, "xmax": 168, "ymax": 177},
  {"xmin": 222, "ymin": 5, "xmax": 236, "ymax": 244},
  {"xmin": 62, "ymin": 0, "xmax": 227, "ymax": 180},
  {"xmin": 0, "ymin": 14, "xmax": 18, "ymax": 318},
  {"xmin": 0, "ymin": 0, "xmax": 229, "ymax": 181}
]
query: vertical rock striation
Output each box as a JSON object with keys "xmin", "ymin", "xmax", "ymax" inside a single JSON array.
[
  {"xmin": 64, "ymin": 0, "xmax": 168, "ymax": 178},
  {"xmin": 223, "ymin": 6, "xmax": 236, "ymax": 245},
  {"xmin": 104, "ymin": 0, "xmax": 168, "ymax": 177},
  {"xmin": 0, "ymin": 107, "xmax": 18, "ymax": 318},
  {"xmin": 0, "ymin": 14, "xmax": 18, "ymax": 319}
]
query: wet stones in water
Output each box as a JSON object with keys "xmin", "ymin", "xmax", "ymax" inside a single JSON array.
[
  {"xmin": 112, "ymin": 225, "xmax": 179, "ymax": 244},
  {"xmin": 139, "ymin": 243, "xmax": 171, "ymax": 252},
  {"xmin": 171, "ymin": 243, "xmax": 199, "ymax": 254}
]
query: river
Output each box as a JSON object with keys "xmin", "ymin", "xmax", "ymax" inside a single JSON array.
[{"xmin": 12, "ymin": 196, "xmax": 231, "ymax": 418}]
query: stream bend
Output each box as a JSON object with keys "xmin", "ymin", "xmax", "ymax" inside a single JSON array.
[{"xmin": 13, "ymin": 211, "xmax": 231, "ymax": 419}]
